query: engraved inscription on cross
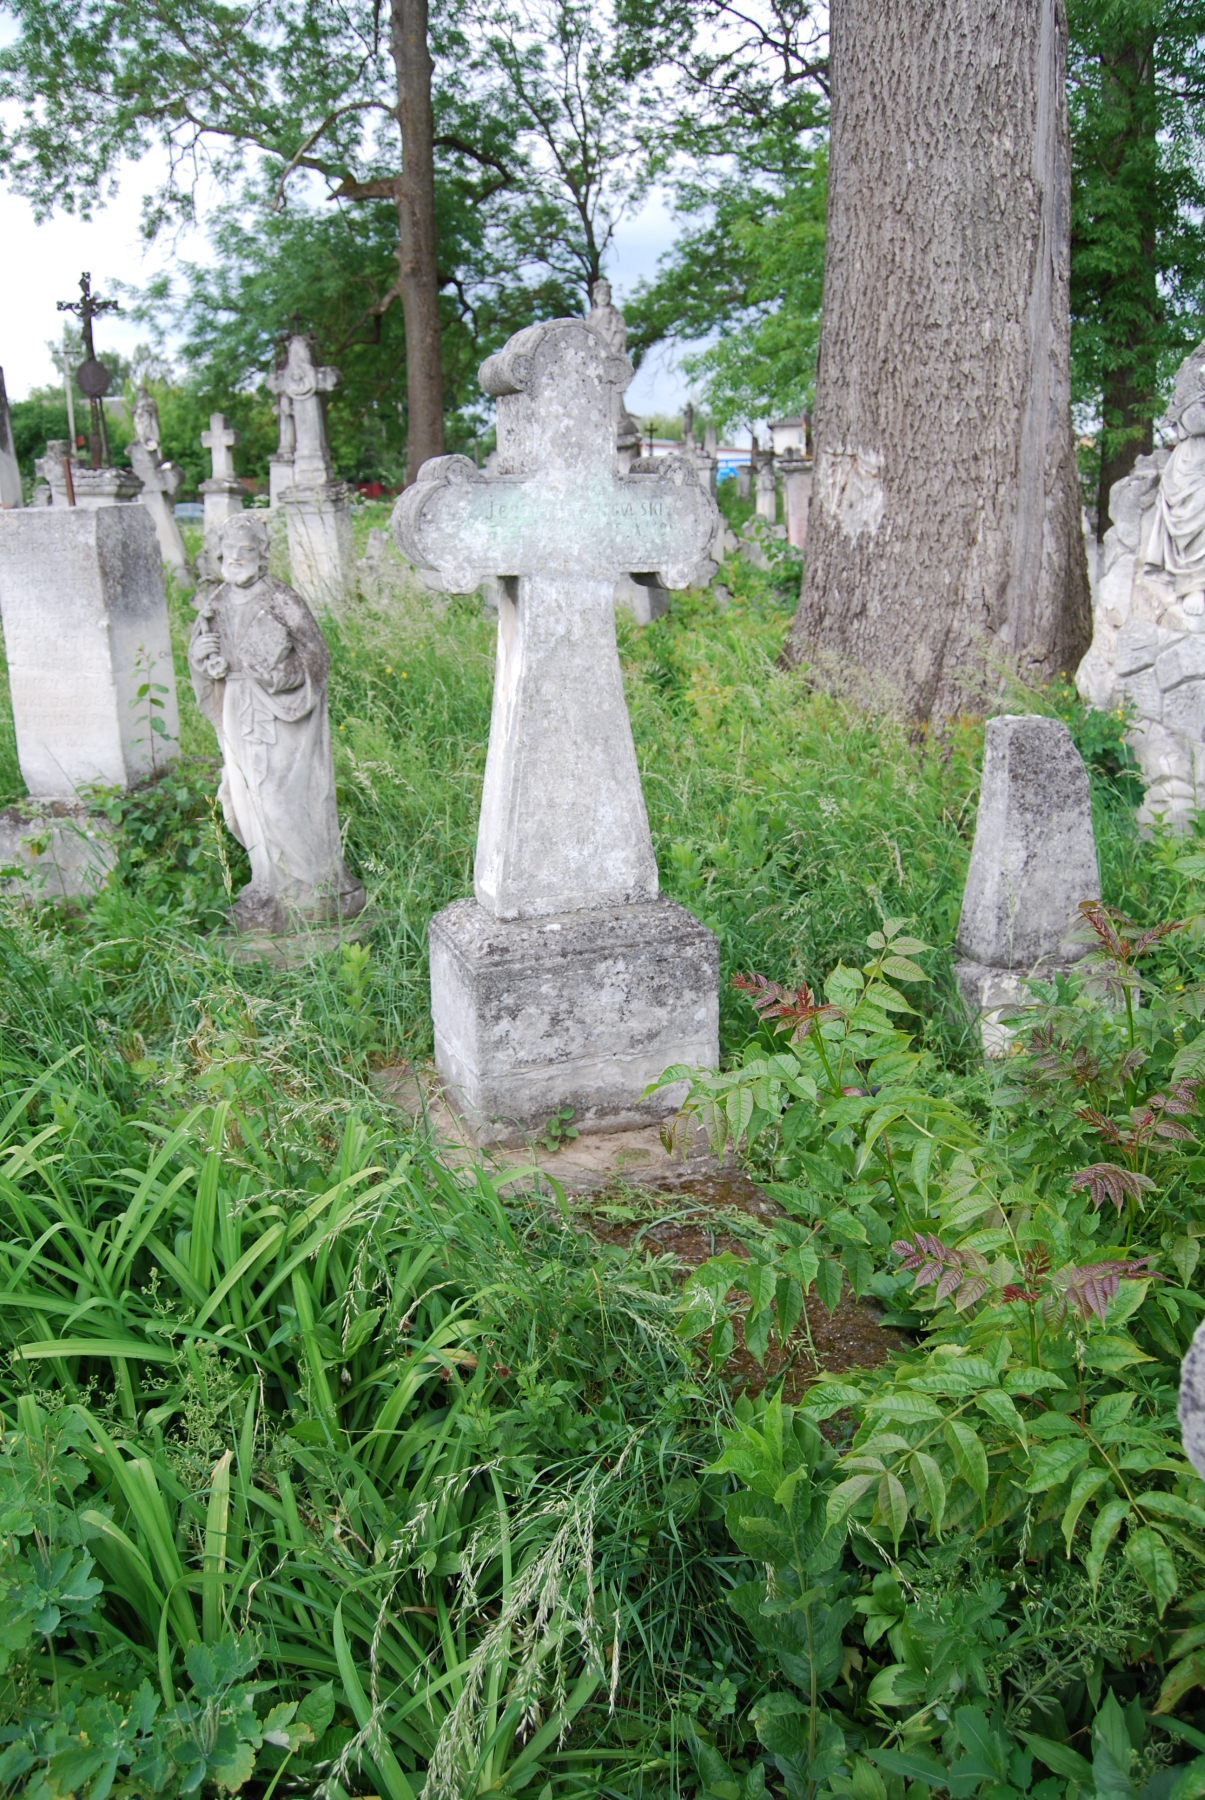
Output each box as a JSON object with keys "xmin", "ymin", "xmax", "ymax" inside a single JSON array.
[
  {"xmin": 392, "ymin": 317, "xmax": 720, "ymax": 923},
  {"xmin": 201, "ymin": 413, "xmax": 239, "ymax": 482}
]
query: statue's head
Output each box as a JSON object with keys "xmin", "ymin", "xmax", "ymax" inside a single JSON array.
[
  {"xmin": 1163, "ymin": 341, "xmax": 1205, "ymax": 438},
  {"xmin": 591, "ymin": 278, "xmax": 612, "ymax": 309},
  {"xmin": 219, "ymin": 514, "xmax": 270, "ymax": 587}
]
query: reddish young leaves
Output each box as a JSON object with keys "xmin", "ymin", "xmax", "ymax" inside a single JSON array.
[
  {"xmin": 732, "ymin": 972, "xmax": 843, "ymax": 1042},
  {"xmin": 892, "ymin": 1233, "xmax": 989, "ymax": 1311},
  {"xmin": 1070, "ymin": 1163, "xmax": 1157, "ymax": 1213}
]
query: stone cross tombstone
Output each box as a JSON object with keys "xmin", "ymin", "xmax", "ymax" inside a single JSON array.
[
  {"xmin": 200, "ymin": 413, "xmax": 245, "ymax": 534},
  {"xmin": 56, "ymin": 272, "xmax": 119, "ymax": 469},
  {"xmin": 0, "ymin": 503, "xmax": 180, "ymax": 892},
  {"xmin": 128, "ymin": 390, "xmax": 189, "ymax": 572},
  {"xmin": 954, "ymin": 714, "xmax": 1100, "ymax": 1052},
  {"xmin": 276, "ymin": 335, "xmax": 354, "ymax": 615},
  {"xmin": 0, "ymin": 368, "xmax": 22, "ymax": 509},
  {"xmin": 392, "ymin": 316, "xmax": 721, "ymax": 1141}
]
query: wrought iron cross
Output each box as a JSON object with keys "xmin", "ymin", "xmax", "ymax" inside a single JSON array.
[{"xmin": 56, "ymin": 272, "xmax": 121, "ymax": 468}]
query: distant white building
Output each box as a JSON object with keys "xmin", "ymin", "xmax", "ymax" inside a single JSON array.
[{"xmin": 770, "ymin": 414, "xmax": 809, "ymax": 456}]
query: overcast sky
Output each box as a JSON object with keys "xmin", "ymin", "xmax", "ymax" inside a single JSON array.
[{"xmin": 0, "ymin": 164, "xmax": 703, "ymax": 417}]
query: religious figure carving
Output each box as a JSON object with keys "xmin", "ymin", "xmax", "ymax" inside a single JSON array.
[
  {"xmin": 188, "ymin": 514, "xmax": 365, "ymax": 933},
  {"xmin": 133, "ymin": 389, "xmax": 161, "ymax": 452},
  {"xmin": 1146, "ymin": 347, "xmax": 1205, "ymax": 612}
]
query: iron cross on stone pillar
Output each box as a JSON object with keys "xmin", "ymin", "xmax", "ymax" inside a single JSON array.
[{"xmin": 392, "ymin": 317, "xmax": 720, "ymax": 1144}]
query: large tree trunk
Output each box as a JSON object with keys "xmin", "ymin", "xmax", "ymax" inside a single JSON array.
[
  {"xmin": 1089, "ymin": 36, "xmax": 1158, "ymax": 536},
  {"xmin": 784, "ymin": 0, "xmax": 1091, "ymax": 720},
  {"xmin": 391, "ymin": 0, "xmax": 445, "ymax": 483}
]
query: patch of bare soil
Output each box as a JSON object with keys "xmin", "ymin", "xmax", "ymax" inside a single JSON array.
[{"xmin": 571, "ymin": 1168, "xmax": 908, "ymax": 1395}]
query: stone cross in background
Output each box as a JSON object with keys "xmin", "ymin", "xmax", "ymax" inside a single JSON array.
[
  {"xmin": 276, "ymin": 335, "xmax": 354, "ymax": 614},
  {"xmin": 393, "ymin": 316, "xmax": 721, "ymax": 1141},
  {"xmin": 128, "ymin": 389, "xmax": 188, "ymax": 573},
  {"xmin": 0, "ymin": 369, "xmax": 22, "ymax": 509},
  {"xmin": 954, "ymin": 714, "xmax": 1100, "ymax": 1052},
  {"xmin": 200, "ymin": 413, "xmax": 244, "ymax": 534}
]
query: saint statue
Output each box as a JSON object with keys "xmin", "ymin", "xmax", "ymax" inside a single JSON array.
[
  {"xmin": 1147, "ymin": 343, "xmax": 1205, "ymax": 612},
  {"xmin": 189, "ymin": 513, "xmax": 366, "ymax": 933},
  {"xmin": 133, "ymin": 388, "xmax": 161, "ymax": 453},
  {"xmin": 586, "ymin": 278, "xmax": 626, "ymax": 357}
]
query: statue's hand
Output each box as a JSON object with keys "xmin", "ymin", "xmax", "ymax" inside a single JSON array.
[
  {"xmin": 192, "ymin": 630, "xmax": 222, "ymax": 665},
  {"xmin": 204, "ymin": 655, "xmax": 229, "ymax": 680}
]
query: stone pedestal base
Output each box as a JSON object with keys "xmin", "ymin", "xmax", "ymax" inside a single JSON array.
[
  {"xmin": 955, "ymin": 958, "xmax": 1084, "ymax": 1056},
  {"xmin": 200, "ymin": 479, "xmax": 244, "ymax": 536},
  {"xmin": 614, "ymin": 574, "xmax": 668, "ymax": 626},
  {"xmin": 282, "ymin": 483, "xmax": 355, "ymax": 616},
  {"xmin": 0, "ymin": 803, "xmax": 115, "ymax": 899},
  {"xmin": 429, "ymin": 895, "xmax": 719, "ymax": 1144},
  {"xmin": 268, "ymin": 457, "xmax": 295, "ymax": 510},
  {"xmin": 0, "ymin": 506, "xmax": 180, "ymax": 795}
]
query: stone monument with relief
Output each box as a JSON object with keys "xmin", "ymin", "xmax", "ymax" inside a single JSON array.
[
  {"xmin": 1078, "ymin": 338, "xmax": 1205, "ymax": 827},
  {"xmin": 265, "ymin": 369, "xmax": 296, "ymax": 509},
  {"xmin": 199, "ymin": 414, "xmax": 245, "ymax": 535},
  {"xmin": 128, "ymin": 389, "xmax": 189, "ymax": 573},
  {"xmin": 277, "ymin": 335, "xmax": 355, "ymax": 615},
  {"xmin": 392, "ymin": 317, "xmax": 720, "ymax": 1141}
]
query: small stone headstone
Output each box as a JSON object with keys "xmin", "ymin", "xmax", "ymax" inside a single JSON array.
[
  {"xmin": 0, "ymin": 368, "xmax": 22, "ymax": 509},
  {"xmin": 781, "ymin": 456, "xmax": 812, "ymax": 549},
  {"xmin": 393, "ymin": 316, "xmax": 720, "ymax": 1141},
  {"xmin": 954, "ymin": 714, "xmax": 1099, "ymax": 1049},
  {"xmin": 200, "ymin": 413, "xmax": 245, "ymax": 534}
]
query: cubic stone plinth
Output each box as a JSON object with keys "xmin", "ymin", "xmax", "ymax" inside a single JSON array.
[
  {"xmin": 282, "ymin": 483, "xmax": 355, "ymax": 616},
  {"xmin": 0, "ymin": 506, "xmax": 179, "ymax": 797},
  {"xmin": 429, "ymin": 896, "xmax": 719, "ymax": 1143}
]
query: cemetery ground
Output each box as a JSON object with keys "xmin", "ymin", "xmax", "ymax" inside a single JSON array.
[{"xmin": 4, "ymin": 501, "xmax": 1205, "ymax": 1799}]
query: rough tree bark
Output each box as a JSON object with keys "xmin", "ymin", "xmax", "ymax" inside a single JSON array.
[
  {"xmin": 1092, "ymin": 35, "xmax": 1158, "ymax": 536},
  {"xmin": 784, "ymin": 0, "xmax": 1091, "ymax": 720},
  {"xmin": 391, "ymin": 0, "xmax": 446, "ymax": 482}
]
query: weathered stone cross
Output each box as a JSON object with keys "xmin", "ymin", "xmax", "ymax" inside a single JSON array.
[
  {"xmin": 392, "ymin": 317, "xmax": 721, "ymax": 1144},
  {"xmin": 394, "ymin": 317, "xmax": 718, "ymax": 921},
  {"xmin": 201, "ymin": 414, "xmax": 239, "ymax": 482}
]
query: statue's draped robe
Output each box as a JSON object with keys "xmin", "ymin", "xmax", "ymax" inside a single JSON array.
[
  {"xmin": 1148, "ymin": 434, "xmax": 1205, "ymax": 594},
  {"xmin": 189, "ymin": 575, "xmax": 361, "ymax": 925}
]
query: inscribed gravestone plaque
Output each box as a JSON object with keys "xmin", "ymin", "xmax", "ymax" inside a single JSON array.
[{"xmin": 393, "ymin": 317, "xmax": 720, "ymax": 1140}]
